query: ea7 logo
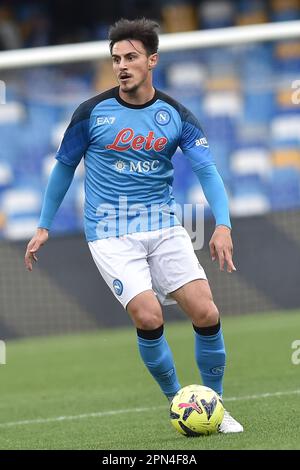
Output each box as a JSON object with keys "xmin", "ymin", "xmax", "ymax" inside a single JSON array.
[
  {"xmin": 97, "ymin": 116, "xmax": 116, "ymax": 125},
  {"xmin": 195, "ymin": 137, "xmax": 209, "ymax": 148}
]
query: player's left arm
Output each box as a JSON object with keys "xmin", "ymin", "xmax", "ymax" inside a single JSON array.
[
  {"xmin": 195, "ymin": 164, "xmax": 236, "ymax": 273},
  {"xmin": 179, "ymin": 109, "xmax": 235, "ymax": 273}
]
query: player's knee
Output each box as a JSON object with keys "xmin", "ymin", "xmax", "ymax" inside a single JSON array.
[
  {"xmin": 194, "ymin": 300, "xmax": 219, "ymax": 327},
  {"xmin": 128, "ymin": 303, "xmax": 163, "ymax": 330},
  {"xmin": 133, "ymin": 310, "xmax": 163, "ymax": 330}
]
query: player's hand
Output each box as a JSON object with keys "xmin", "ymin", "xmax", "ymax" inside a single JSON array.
[
  {"xmin": 209, "ymin": 225, "xmax": 236, "ymax": 273},
  {"xmin": 24, "ymin": 228, "xmax": 49, "ymax": 271}
]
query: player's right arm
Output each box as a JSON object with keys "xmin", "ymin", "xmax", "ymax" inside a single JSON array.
[
  {"xmin": 24, "ymin": 161, "xmax": 76, "ymax": 271},
  {"xmin": 25, "ymin": 100, "xmax": 90, "ymax": 271},
  {"xmin": 25, "ymin": 228, "xmax": 49, "ymax": 272}
]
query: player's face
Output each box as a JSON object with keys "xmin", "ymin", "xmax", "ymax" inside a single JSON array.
[{"xmin": 111, "ymin": 40, "xmax": 157, "ymax": 94}]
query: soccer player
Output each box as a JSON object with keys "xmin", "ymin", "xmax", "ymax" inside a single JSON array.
[{"xmin": 25, "ymin": 18, "xmax": 243, "ymax": 433}]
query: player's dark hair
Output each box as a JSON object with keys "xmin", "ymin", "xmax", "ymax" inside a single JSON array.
[{"xmin": 109, "ymin": 18, "xmax": 159, "ymax": 56}]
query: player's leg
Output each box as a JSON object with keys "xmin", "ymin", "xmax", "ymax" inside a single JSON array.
[
  {"xmin": 171, "ymin": 280, "xmax": 243, "ymax": 433},
  {"xmin": 88, "ymin": 236, "xmax": 180, "ymax": 400},
  {"xmin": 148, "ymin": 226, "xmax": 225, "ymax": 395},
  {"xmin": 148, "ymin": 226, "xmax": 243, "ymax": 432},
  {"xmin": 127, "ymin": 290, "xmax": 181, "ymax": 401},
  {"xmin": 169, "ymin": 279, "xmax": 225, "ymax": 398}
]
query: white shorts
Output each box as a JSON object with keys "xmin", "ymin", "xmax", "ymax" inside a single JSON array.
[{"xmin": 88, "ymin": 226, "xmax": 207, "ymax": 309}]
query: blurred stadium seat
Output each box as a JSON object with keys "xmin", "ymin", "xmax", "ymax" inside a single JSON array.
[{"xmin": 0, "ymin": 186, "xmax": 41, "ymax": 239}]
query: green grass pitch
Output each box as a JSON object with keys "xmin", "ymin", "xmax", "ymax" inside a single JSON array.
[{"xmin": 0, "ymin": 310, "xmax": 299, "ymax": 450}]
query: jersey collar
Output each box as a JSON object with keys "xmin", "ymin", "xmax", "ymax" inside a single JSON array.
[{"xmin": 114, "ymin": 87, "xmax": 158, "ymax": 109}]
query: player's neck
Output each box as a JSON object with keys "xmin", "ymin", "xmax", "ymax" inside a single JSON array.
[{"xmin": 118, "ymin": 84, "xmax": 155, "ymax": 106}]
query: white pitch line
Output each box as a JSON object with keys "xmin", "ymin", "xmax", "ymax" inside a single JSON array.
[
  {"xmin": 0, "ymin": 406, "xmax": 163, "ymax": 428},
  {"xmin": 225, "ymin": 389, "xmax": 300, "ymax": 402},
  {"xmin": 0, "ymin": 389, "xmax": 299, "ymax": 428}
]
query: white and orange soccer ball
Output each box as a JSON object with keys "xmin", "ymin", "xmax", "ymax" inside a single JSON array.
[{"xmin": 170, "ymin": 384, "xmax": 224, "ymax": 436}]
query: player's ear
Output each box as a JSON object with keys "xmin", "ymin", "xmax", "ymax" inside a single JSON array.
[{"xmin": 148, "ymin": 53, "xmax": 158, "ymax": 70}]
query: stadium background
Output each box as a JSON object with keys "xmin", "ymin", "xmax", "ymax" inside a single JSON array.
[{"xmin": 0, "ymin": 0, "xmax": 300, "ymax": 339}]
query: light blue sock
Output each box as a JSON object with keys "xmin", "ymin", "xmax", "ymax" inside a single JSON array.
[
  {"xmin": 194, "ymin": 327, "xmax": 226, "ymax": 397},
  {"xmin": 137, "ymin": 334, "xmax": 181, "ymax": 399}
]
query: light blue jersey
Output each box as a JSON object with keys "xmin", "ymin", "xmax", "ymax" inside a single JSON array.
[{"xmin": 55, "ymin": 87, "xmax": 215, "ymax": 241}]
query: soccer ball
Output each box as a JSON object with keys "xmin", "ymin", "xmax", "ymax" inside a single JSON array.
[{"xmin": 170, "ymin": 384, "xmax": 224, "ymax": 437}]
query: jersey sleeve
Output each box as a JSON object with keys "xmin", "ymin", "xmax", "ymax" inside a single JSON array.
[
  {"xmin": 194, "ymin": 164, "xmax": 231, "ymax": 229},
  {"xmin": 38, "ymin": 161, "xmax": 76, "ymax": 230},
  {"xmin": 179, "ymin": 108, "xmax": 214, "ymax": 171},
  {"xmin": 55, "ymin": 102, "xmax": 91, "ymax": 167}
]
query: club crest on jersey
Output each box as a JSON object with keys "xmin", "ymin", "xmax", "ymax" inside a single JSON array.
[
  {"xmin": 106, "ymin": 128, "xmax": 168, "ymax": 152},
  {"xmin": 155, "ymin": 109, "xmax": 171, "ymax": 125}
]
